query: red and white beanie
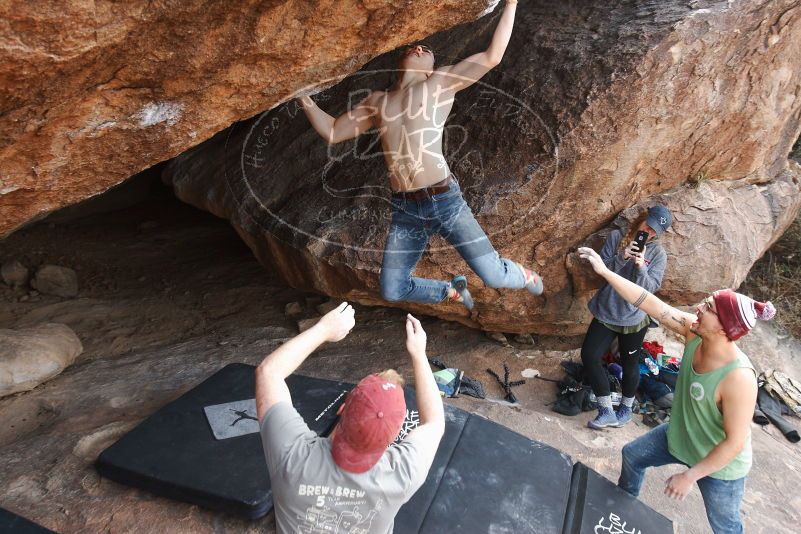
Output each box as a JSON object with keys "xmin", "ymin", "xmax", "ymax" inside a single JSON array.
[{"xmin": 712, "ymin": 289, "xmax": 776, "ymax": 341}]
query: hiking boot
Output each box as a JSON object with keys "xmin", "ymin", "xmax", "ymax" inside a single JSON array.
[
  {"xmin": 587, "ymin": 407, "xmax": 618, "ymax": 430},
  {"xmin": 516, "ymin": 262, "xmax": 544, "ymax": 296},
  {"xmin": 450, "ymin": 275, "xmax": 474, "ymax": 310},
  {"xmin": 615, "ymin": 405, "xmax": 633, "ymax": 427}
]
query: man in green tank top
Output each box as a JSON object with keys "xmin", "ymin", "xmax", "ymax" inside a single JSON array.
[{"xmin": 578, "ymin": 246, "xmax": 776, "ymax": 534}]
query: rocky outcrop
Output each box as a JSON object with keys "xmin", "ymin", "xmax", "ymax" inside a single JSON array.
[
  {"xmin": 165, "ymin": 0, "xmax": 801, "ymax": 334},
  {"xmin": 569, "ymin": 166, "xmax": 801, "ymax": 306},
  {"xmin": 655, "ymin": 172, "xmax": 801, "ymax": 302},
  {"xmin": 0, "ymin": 0, "xmax": 499, "ymax": 236},
  {"xmin": 0, "ymin": 323, "xmax": 83, "ymax": 398}
]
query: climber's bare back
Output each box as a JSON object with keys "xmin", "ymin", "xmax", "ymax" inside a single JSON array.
[
  {"xmin": 300, "ymin": 2, "xmax": 516, "ymax": 194},
  {"xmin": 366, "ymin": 71, "xmax": 458, "ymax": 193}
]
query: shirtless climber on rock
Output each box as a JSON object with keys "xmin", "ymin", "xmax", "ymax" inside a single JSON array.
[{"xmin": 299, "ymin": 0, "xmax": 542, "ymax": 311}]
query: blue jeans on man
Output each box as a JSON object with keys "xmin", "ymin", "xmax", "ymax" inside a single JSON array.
[
  {"xmin": 380, "ymin": 179, "xmax": 526, "ymax": 304},
  {"xmin": 619, "ymin": 423, "xmax": 746, "ymax": 534}
]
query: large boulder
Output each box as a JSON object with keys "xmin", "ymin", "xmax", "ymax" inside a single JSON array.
[
  {"xmin": 0, "ymin": 0, "xmax": 499, "ymax": 236},
  {"xmin": 164, "ymin": 0, "xmax": 801, "ymax": 334}
]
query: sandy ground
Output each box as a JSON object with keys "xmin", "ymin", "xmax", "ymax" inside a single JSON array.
[{"xmin": 1, "ymin": 188, "xmax": 800, "ymax": 533}]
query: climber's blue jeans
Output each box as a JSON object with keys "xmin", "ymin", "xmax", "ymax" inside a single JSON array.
[
  {"xmin": 618, "ymin": 423, "xmax": 746, "ymax": 534},
  {"xmin": 380, "ymin": 178, "xmax": 526, "ymax": 304}
]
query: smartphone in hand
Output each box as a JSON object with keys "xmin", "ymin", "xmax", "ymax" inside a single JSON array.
[{"xmin": 633, "ymin": 230, "xmax": 649, "ymax": 253}]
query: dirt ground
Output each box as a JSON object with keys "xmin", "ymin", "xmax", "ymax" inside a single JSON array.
[{"xmin": 1, "ymin": 186, "xmax": 800, "ymax": 533}]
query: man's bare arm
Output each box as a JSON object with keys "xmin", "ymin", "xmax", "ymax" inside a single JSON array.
[
  {"xmin": 665, "ymin": 368, "xmax": 757, "ymax": 499},
  {"xmin": 578, "ymin": 247, "xmax": 695, "ymax": 338},
  {"xmin": 438, "ymin": 1, "xmax": 517, "ymax": 92},
  {"xmin": 299, "ymin": 94, "xmax": 377, "ymax": 144},
  {"xmin": 255, "ymin": 303, "xmax": 355, "ymax": 420},
  {"xmin": 403, "ymin": 315, "xmax": 445, "ymax": 469}
]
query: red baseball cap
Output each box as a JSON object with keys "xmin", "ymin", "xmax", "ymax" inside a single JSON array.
[{"xmin": 331, "ymin": 374, "xmax": 406, "ymax": 473}]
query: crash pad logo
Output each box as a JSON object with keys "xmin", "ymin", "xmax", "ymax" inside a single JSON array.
[
  {"xmin": 690, "ymin": 382, "xmax": 705, "ymax": 402},
  {"xmin": 594, "ymin": 512, "xmax": 641, "ymax": 534},
  {"xmin": 204, "ymin": 399, "xmax": 261, "ymax": 440}
]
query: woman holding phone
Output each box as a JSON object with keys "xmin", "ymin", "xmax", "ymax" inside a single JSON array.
[{"xmin": 582, "ymin": 205, "xmax": 673, "ymax": 429}]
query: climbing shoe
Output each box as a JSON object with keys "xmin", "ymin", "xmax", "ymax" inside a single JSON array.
[
  {"xmin": 450, "ymin": 275, "xmax": 474, "ymax": 310},
  {"xmin": 516, "ymin": 262, "xmax": 544, "ymax": 296}
]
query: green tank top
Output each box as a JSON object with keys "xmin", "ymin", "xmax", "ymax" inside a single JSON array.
[{"xmin": 667, "ymin": 336, "xmax": 755, "ymax": 480}]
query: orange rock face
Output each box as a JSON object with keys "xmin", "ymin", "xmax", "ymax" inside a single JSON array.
[
  {"xmin": 0, "ymin": 0, "xmax": 496, "ymax": 235},
  {"xmin": 4, "ymin": 1, "xmax": 801, "ymax": 334}
]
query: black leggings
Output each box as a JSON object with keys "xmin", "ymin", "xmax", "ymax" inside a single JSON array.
[{"xmin": 580, "ymin": 318, "xmax": 648, "ymax": 398}]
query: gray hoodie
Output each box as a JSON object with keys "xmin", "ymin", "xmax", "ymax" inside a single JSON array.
[{"xmin": 587, "ymin": 229, "xmax": 667, "ymax": 327}]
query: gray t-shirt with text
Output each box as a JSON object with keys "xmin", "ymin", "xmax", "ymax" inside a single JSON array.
[{"xmin": 261, "ymin": 402, "xmax": 428, "ymax": 534}]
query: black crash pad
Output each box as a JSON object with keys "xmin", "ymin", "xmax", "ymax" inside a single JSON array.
[
  {"xmin": 409, "ymin": 414, "xmax": 574, "ymax": 534},
  {"xmin": 0, "ymin": 508, "xmax": 56, "ymax": 534},
  {"xmin": 562, "ymin": 463, "xmax": 673, "ymax": 534},
  {"xmin": 393, "ymin": 390, "xmax": 471, "ymax": 533},
  {"xmin": 97, "ymin": 364, "xmax": 672, "ymax": 533},
  {"xmin": 96, "ymin": 363, "xmax": 350, "ymax": 519}
]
